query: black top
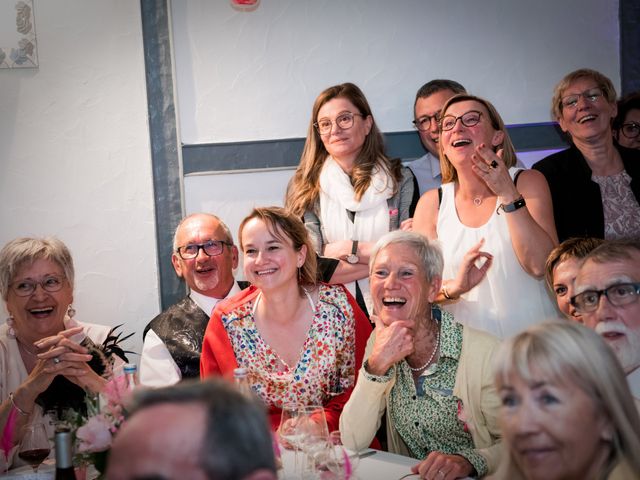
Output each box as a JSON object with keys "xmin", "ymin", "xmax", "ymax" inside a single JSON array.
[
  {"xmin": 143, "ymin": 282, "xmax": 249, "ymax": 380},
  {"xmin": 532, "ymin": 144, "xmax": 640, "ymax": 242}
]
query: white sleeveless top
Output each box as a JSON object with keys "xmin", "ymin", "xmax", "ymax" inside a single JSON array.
[{"xmin": 437, "ymin": 169, "xmax": 558, "ymax": 339}]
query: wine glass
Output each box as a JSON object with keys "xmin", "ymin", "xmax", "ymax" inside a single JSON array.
[
  {"xmin": 18, "ymin": 423, "xmax": 51, "ymax": 476},
  {"xmin": 278, "ymin": 403, "xmax": 303, "ymax": 477},
  {"xmin": 297, "ymin": 405, "xmax": 329, "ymax": 476}
]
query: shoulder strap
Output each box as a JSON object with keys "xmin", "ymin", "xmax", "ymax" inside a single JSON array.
[
  {"xmin": 438, "ymin": 186, "xmax": 443, "ymax": 206},
  {"xmin": 514, "ymin": 168, "xmax": 524, "ymax": 186}
]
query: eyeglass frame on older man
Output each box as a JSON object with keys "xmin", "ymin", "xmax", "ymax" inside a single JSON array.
[
  {"xmin": 314, "ymin": 111, "xmax": 363, "ymax": 136},
  {"xmin": 10, "ymin": 274, "xmax": 67, "ymax": 297},
  {"xmin": 570, "ymin": 282, "xmax": 640, "ymax": 313},
  {"xmin": 412, "ymin": 112, "xmax": 441, "ymax": 132},
  {"xmin": 175, "ymin": 240, "xmax": 233, "ymax": 260}
]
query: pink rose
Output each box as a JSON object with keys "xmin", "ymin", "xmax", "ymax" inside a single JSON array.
[
  {"xmin": 76, "ymin": 415, "xmax": 113, "ymax": 453},
  {"xmin": 102, "ymin": 375, "xmax": 130, "ymax": 407}
]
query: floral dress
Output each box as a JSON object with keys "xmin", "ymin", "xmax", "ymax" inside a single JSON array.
[{"xmin": 200, "ymin": 283, "xmax": 372, "ymax": 432}]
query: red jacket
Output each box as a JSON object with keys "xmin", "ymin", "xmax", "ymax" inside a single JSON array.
[{"xmin": 200, "ymin": 283, "xmax": 372, "ymax": 432}]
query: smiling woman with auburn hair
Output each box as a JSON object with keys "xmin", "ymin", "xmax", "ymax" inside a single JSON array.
[{"xmin": 200, "ymin": 207, "xmax": 371, "ymax": 434}]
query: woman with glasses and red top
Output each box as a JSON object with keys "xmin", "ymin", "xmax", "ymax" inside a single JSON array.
[
  {"xmin": 285, "ymin": 83, "xmax": 418, "ymax": 318},
  {"xmin": 413, "ymin": 94, "xmax": 558, "ymax": 339},
  {"xmin": 533, "ymin": 69, "xmax": 640, "ymax": 242}
]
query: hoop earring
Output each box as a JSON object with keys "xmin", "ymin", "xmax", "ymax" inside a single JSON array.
[
  {"xmin": 67, "ymin": 305, "xmax": 76, "ymax": 319},
  {"xmin": 6, "ymin": 315, "xmax": 16, "ymax": 339}
]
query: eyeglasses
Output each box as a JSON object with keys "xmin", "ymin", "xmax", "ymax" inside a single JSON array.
[
  {"xmin": 176, "ymin": 240, "xmax": 232, "ymax": 260},
  {"xmin": 620, "ymin": 122, "xmax": 640, "ymax": 140},
  {"xmin": 10, "ymin": 275, "xmax": 66, "ymax": 297},
  {"xmin": 412, "ymin": 113, "xmax": 441, "ymax": 132},
  {"xmin": 314, "ymin": 112, "xmax": 363, "ymax": 136},
  {"xmin": 570, "ymin": 282, "xmax": 640, "ymax": 313},
  {"xmin": 440, "ymin": 110, "xmax": 483, "ymax": 132},
  {"xmin": 561, "ymin": 88, "xmax": 604, "ymax": 109}
]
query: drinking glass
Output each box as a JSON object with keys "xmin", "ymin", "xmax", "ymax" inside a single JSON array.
[
  {"xmin": 278, "ymin": 403, "xmax": 303, "ymax": 477},
  {"xmin": 297, "ymin": 405, "xmax": 329, "ymax": 476},
  {"xmin": 329, "ymin": 430, "xmax": 361, "ymax": 472},
  {"xmin": 18, "ymin": 423, "xmax": 51, "ymax": 476}
]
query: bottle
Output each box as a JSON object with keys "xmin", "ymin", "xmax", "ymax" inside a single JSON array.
[
  {"xmin": 124, "ymin": 363, "xmax": 139, "ymax": 392},
  {"xmin": 233, "ymin": 367, "xmax": 252, "ymax": 398},
  {"xmin": 54, "ymin": 430, "xmax": 75, "ymax": 480}
]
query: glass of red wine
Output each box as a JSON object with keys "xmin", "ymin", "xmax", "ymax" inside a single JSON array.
[{"xmin": 18, "ymin": 423, "xmax": 51, "ymax": 476}]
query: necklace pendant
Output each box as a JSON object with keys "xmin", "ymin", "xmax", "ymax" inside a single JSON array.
[{"xmin": 473, "ymin": 197, "xmax": 482, "ymax": 206}]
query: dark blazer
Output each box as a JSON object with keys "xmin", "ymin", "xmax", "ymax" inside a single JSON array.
[
  {"xmin": 143, "ymin": 281, "xmax": 250, "ymax": 380},
  {"xmin": 532, "ymin": 144, "xmax": 640, "ymax": 242}
]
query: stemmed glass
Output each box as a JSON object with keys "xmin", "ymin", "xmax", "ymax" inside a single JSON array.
[
  {"xmin": 297, "ymin": 405, "xmax": 329, "ymax": 477},
  {"xmin": 278, "ymin": 403, "xmax": 304, "ymax": 477},
  {"xmin": 18, "ymin": 422, "xmax": 51, "ymax": 476}
]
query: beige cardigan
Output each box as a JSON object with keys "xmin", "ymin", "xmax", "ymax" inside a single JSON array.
[{"xmin": 340, "ymin": 323, "xmax": 502, "ymax": 475}]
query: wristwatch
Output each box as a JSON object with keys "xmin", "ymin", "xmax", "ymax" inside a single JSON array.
[{"xmin": 346, "ymin": 240, "xmax": 359, "ymax": 264}]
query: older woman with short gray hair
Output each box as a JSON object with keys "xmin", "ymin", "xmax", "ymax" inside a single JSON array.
[
  {"xmin": 0, "ymin": 237, "xmax": 124, "ymax": 469},
  {"xmin": 340, "ymin": 230, "xmax": 502, "ymax": 480}
]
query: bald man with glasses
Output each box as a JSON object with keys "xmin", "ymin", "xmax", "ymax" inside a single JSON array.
[{"xmin": 140, "ymin": 213, "xmax": 248, "ymax": 387}]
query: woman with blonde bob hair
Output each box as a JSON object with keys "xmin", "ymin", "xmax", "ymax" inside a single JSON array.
[
  {"xmin": 413, "ymin": 94, "xmax": 557, "ymax": 339},
  {"xmin": 533, "ymin": 68, "xmax": 640, "ymax": 242},
  {"xmin": 286, "ymin": 82, "xmax": 418, "ymax": 316},
  {"xmin": 494, "ymin": 321, "xmax": 640, "ymax": 480},
  {"xmin": 200, "ymin": 207, "xmax": 372, "ymax": 433}
]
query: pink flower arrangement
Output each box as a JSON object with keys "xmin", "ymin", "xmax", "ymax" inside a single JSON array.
[{"xmin": 76, "ymin": 415, "xmax": 113, "ymax": 453}]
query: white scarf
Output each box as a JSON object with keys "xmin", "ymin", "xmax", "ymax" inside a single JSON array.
[{"xmin": 318, "ymin": 156, "xmax": 393, "ymax": 312}]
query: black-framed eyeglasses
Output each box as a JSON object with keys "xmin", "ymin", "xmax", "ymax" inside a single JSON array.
[
  {"xmin": 10, "ymin": 275, "xmax": 66, "ymax": 297},
  {"xmin": 412, "ymin": 113, "xmax": 441, "ymax": 132},
  {"xmin": 440, "ymin": 110, "xmax": 482, "ymax": 132},
  {"xmin": 176, "ymin": 240, "xmax": 232, "ymax": 259},
  {"xmin": 570, "ymin": 282, "xmax": 640, "ymax": 313},
  {"xmin": 620, "ymin": 122, "xmax": 640, "ymax": 140},
  {"xmin": 314, "ymin": 112, "xmax": 363, "ymax": 136},
  {"xmin": 561, "ymin": 88, "xmax": 604, "ymax": 109}
]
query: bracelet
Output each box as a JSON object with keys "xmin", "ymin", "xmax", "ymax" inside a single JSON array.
[
  {"xmin": 9, "ymin": 392, "xmax": 31, "ymax": 416},
  {"xmin": 497, "ymin": 196, "xmax": 526, "ymax": 215},
  {"xmin": 441, "ymin": 284, "xmax": 458, "ymax": 300}
]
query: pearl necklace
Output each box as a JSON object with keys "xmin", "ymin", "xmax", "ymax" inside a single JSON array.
[{"xmin": 407, "ymin": 326, "xmax": 440, "ymax": 372}]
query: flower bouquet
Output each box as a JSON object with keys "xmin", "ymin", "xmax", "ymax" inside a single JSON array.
[{"xmin": 57, "ymin": 326, "xmax": 135, "ymax": 478}]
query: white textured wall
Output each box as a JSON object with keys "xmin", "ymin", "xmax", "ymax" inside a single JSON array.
[
  {"xmin": 172, "ymin": 0, "xmax": 620, "ymax": 144},
  {"xmin": 0, "ymin": 1, "xmax": 157, "ymax": 356},
  {"xmin": 174, "ymin": 0, "xmax": 620, "ymax": 252}
]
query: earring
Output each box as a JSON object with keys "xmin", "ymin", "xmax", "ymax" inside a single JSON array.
[
  {"xmin": 67, "ymin": 305, "xmax": 76, "ymax": 319},
  {"xmin": 6, "ymin": 315, "xmax": 16, "ymax": 339},
  {"xmin": 298, "ymin": 267, "xmax": 302, "ymax": 283}
]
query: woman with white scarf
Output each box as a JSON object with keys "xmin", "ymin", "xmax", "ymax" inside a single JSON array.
[{"xmin": 286, "ymin": 83, "xmax": 418, "ymax": 317}]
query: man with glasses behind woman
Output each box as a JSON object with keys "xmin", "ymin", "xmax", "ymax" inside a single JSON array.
[
  {"xmin": 533, "ymin": 69, "xmax": 640, "ymax": 242},
  {"xmin": 571, "ymin": 239, "xmax": 640, "ymax": 410}
]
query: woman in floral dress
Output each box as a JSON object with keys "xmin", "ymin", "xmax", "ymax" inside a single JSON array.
[{"xmin": 200, "ymin": 207, "xmax": 371, "ymax": 432}]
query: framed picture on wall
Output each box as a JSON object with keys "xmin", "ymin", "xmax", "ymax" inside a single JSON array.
[{"xmin": 0, "ymin": 0, "xmax": 38, "ymax": 69}]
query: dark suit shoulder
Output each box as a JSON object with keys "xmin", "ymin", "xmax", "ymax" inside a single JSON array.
[{"xmin": 143, "ymin": 297, "xmax": 203, "ymax": 340}]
